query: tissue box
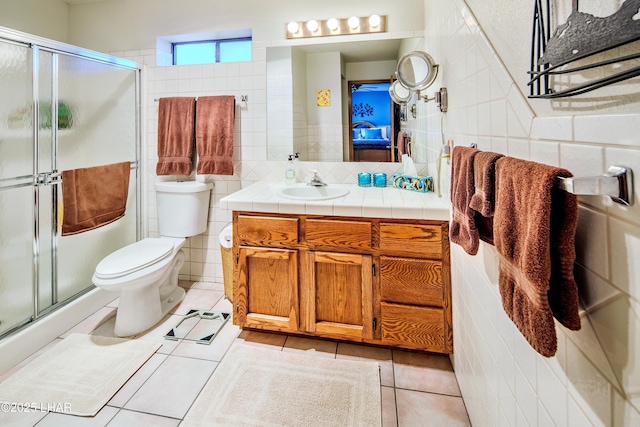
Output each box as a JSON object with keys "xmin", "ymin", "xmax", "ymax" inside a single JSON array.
[{"xmin": 392, "ymin": 174, "xmax": 434, "ymax": 193}]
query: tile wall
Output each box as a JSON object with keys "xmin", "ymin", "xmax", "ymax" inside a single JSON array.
[{"xmin": 423, "ymin": 0, "xmax": 640, "ymax": 426}]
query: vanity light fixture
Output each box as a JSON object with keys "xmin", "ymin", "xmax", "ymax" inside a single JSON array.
[
  {"xmin": 347, "ymin": 16, "xmax": 360, "ymax": 29},
  {"xmin": 285, "ymin": 15, "xmax": 387, "ymax": 39},
  {"xmin": 326, "ymin": 18, "xmax": 339, "ymax": 31},
  {"xmin": 287, "ymin": 21, "xmax": 300, "ymax": 34},
  {"xmin": 306, "ymin": 19, "xmax": 319, "ymax": 32}
]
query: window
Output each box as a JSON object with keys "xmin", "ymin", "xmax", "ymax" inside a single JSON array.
[{"xmin": 172, "ymin": 38, "xmax": 251, "ymax": 65}]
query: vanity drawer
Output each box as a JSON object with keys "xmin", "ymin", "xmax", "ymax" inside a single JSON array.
[
  {"xmin": 380, "ymin": 302, "xmax": 448, "ymax": 353},
  {"xmin": 305, "ymin": 219, "xmax": 372, "ymax": 251},
  {"xmin": 380, "ymin": 256, "xmax": 443, "ymax": 307},
  {"xmin": 379, "ymin": 223, "xmax": 442, "ymax": 258},
  {"xmin": 237, "ymin": 215, "xmax": 299, "ymax": 247}
]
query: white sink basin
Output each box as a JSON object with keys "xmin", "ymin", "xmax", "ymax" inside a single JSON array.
[{"xmin": 277, "ymin": 184, "xmax": 349, "ymax": 201}]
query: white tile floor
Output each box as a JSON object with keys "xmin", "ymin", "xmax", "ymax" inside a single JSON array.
[{"xmin": 0, "ymin": 281, "xmax": 471, "ymax": 426}]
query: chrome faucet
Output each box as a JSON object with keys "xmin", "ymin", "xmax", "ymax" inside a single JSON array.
[{"xmin": 307, "ymin": 169, "xmax": 327, "ymax": 186}]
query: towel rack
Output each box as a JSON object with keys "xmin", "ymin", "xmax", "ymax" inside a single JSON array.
[
  {"xmin": 557, "ymin": 165, "xmax": 634, "ymax": 206},
  {"xmin": 153, "ymin": 96, "xmax": 247, "ymax": 103}
]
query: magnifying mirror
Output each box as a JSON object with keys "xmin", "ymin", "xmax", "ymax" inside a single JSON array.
[
  {"xmin": 395, "ymin": 51, "xmax": 439, "ymax": 91},
  {"xmin": 388, "ymin": 80, "xmax": 412, "ymax": 104}
]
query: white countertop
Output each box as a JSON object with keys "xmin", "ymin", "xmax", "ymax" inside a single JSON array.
[{"xmin": 220, "ymin": 182, "xmax": 451, "ymax": 221}]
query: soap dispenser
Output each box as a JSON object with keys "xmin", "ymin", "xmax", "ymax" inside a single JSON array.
[
  {"xmin": 293, "ymin": 152, "xmax": 300, "ymax": 183},
  {"xmin": 285, "ymin": 155, "xmax": 296, "ymax": 184}
]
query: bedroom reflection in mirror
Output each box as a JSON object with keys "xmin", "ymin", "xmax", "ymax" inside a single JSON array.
[{"xmin": 349, "ymin": 80, "xmax": 400, "ymax": 162}]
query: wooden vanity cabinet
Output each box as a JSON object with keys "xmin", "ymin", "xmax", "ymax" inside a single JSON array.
[{"xmin": 232, "ymin": 212, "xmax": 452, "ymax": 354}]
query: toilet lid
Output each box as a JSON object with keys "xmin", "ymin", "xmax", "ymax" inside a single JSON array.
[{"xmin": 95, "ymin": 238, "xmax": 175, "ymax": 279}]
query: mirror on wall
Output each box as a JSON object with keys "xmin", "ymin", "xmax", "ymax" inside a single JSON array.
[{"xmin": 266, "ymin": 37, "xmax": 423, "ymax": 162}]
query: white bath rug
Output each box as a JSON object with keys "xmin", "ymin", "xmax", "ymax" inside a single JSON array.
[
  {"xmin": 181, "ymin": 343, "xmax": 382, "ymax": 427},
  {"xmin": 0, "ymin": 333, "xmax": 160, "ymax": 416}
]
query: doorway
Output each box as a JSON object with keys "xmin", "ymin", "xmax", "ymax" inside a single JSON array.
[{"xmin": 348, "ymin": 80, "xmax": 396, "ymax": 162}]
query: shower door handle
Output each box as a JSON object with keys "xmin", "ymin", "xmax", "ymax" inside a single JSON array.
[{"xmin": 35, "ymin": 171, "xmax": 61, "ymax": 186}]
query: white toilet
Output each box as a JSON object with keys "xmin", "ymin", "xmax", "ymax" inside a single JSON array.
[{"xmin": 92, "ymin": 181, "xmax": 213, "ymax": 337}]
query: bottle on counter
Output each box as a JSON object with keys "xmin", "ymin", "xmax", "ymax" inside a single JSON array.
[{"xmin": 285, "ymin": 154, "xmax": 296, "ymax": 184}]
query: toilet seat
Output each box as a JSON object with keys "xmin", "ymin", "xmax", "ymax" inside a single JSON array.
[{"xmin": 94, "ymin": 238, "xmax": 175, "ymax": 280}]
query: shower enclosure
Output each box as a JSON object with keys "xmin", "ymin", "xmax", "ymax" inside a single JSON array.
[{"xmin": 0, "ymin": 27, "xmax": 140, "ymax": 339}]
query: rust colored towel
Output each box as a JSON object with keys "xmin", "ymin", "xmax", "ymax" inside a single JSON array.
[
  {"xmin": 397, "ymin": 131, "xmax": 407, "ymax": 157},
  {"xmin": 196, "ymin": 96, "xmax": 235, "ymax": 175},
  {"xmin": 62, "ymin": 162, "xmax": 130, "ymax": 236},
  {"xmin": 494, "ymin": 157, "xmax": 581, "ymax": 357},
  {"xmin": 156, "ymin": 97, "xmax": 196, "ymax": 176},
  {"xmin": 469, "ymin": 151, "xmax": 504, "ymax": 245},
  {"xmin": 449, "ymin": 146, "xmax": 480, "ymax": 255}
]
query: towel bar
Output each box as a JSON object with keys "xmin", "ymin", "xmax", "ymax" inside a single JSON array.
[
  {"xmin": 153, "ymin": 96, "xmax": 247, "ymax": 103},
  {"xmin": 556, "ymin": 165, "xmax": 634, "ymax": 206}
]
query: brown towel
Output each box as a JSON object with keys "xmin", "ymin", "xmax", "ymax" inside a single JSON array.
[
  {"xmin": 62, "ymin": 162, "xmax": 130, "ymax": 236},
  {"xmin": 469, "ymin": 151, "xmax": 504, "ymax": 245},
  {"xmin": 196, "ymin": 96, "xmax": 235, "ymax": 175},
  {"xmin": 449, "ymin": 146, "xmax": 480, "ymax": 255},
  {"xmin": 494, "ymin": 157, "xmax": 581, "ymax": 357},
  {"xmin": 397, "ymin": 131, "xmax": 407, "ymax": 157},
  {"xmin": 156, "ymin": 97, "xmax": 196, "ymax": 176}
]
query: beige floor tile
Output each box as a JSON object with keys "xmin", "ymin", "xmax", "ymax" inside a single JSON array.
[
  {"xmin": 191, "ymin": 281, "xmax": 224, "ymax": 291},
  {"xmin": 393, "ymin": 350, "xmax": 461, "ymax": 396},
  {"xmin": 104, "ymin": 409, "xmax": 180, "ymax": 427},
  {"xmin": 170, "ymin": 321, "xmax": 240, "ymax": 361},
  {"xmin": 1, "ymin": 299, "xmax": 471, "ymax": 427},
  {"xmin": 36, "ymin": 405, "xmax": 119, "ymax": 426},
  {"xmin": 337, "ymin": 343, "xmax": 394, "ymax": 387},
  {"xmin": 234, "ymin": 329, "xmax": 287, "ymax": 349},
  {"xmin": 131, "ymin": 314, "xmax": 195, "ymax": 354},
  {"xmin": 211, "ymin": 295, "xmax": 233, "ymax": 313},
  {"xmin": 381, "ymin": 386, "xmax": 398, "ymax": 427},
  {"xmin": 396, "ymin": 389, "xmax": 471, "ymax": 427},
  {"xmin": 282, "ymin": 336, "xmax": 338, "ymax": 358},
  {"xmin": 178, "ymin": 280, "xmax": 197, "ymax": 289},
  {"xmin": 169, "ymin": 289, "xmax": 224, "ymax": 315},
  {"xmin": 59, "ymin": 307, "xmax": 116, "ymax": 338},
  {"xmin": 108, "ymin": 353, "xmax": 168, "ymax": 407},
  {"xmin": 105, "ymin": 296, "xmax": 119, "ymax": 308},
  {"xmin": 88, "ymin": 316, "xmax": 121, "ymax": 338},
  {"xmin": 123, "ymin": 355, "xmax": 217, "ymax": 419},
  {"xmin": 0, "ymin": 409, "xmax": 48, "ymax": 427}
]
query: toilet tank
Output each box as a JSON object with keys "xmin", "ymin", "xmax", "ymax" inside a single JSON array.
[{"xmin": 155, "ymin": 181, "xmax": 213, "ymax": 237}]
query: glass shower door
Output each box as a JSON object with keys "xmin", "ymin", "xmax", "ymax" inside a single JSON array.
[
  {"xmin": 0, "ymin": 39, "xmax": 35, "ymax": 336},
  {"xmin": 0, "ymin": 37, "xmax": 140, "ymax": 338},
  {"xmin": 54, "ymin": 52, "xmax": 138, "ymax": 302}
]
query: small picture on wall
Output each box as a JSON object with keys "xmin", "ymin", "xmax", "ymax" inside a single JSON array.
[{"xmin": 317, "ymin": 89, "xmax": 331, "ymax": 106}]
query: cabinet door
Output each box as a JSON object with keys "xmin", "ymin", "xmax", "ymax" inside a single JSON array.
[
  {"xmin": 301, "ymin": 251, "xmax": 373, "ymax": 340},
  {"xmin": 235, "ymin": 247, "xmax": 298, "ymax": 332}
]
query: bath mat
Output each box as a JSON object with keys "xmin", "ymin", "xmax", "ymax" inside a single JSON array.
[
  {"xmin": 0, "ymin": 333, "xmax": 160, "ymax": 416},
  {"xmin": 181, "ymin": 343, "xmax": 382, "ymax": 427}
]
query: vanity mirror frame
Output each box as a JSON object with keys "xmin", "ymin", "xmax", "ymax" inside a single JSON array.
[
  {"xmin": 388, "ymin": 80, "xmax": 413, "ymax": 104},
  {"xmin": 266, "ymin": 37, "xmax": 427, "ymax": 163},
  {"xmin": 395, "ymin": 50, "xmax": 439, "ymax": 91}
]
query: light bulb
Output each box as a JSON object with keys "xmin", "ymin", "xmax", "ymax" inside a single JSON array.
[
  {"xmin": 327, "ymin": 18, "xmax": 339, "ymax": 31},
  {"xmin": 306, "ymin": 19, "xmax": 319, "ymax": 32},
  {"xmin": 287, "ymin": 21, "xmax": 299, "ymax": 34},
  {"xmin": 369, "ymin": 14, "xmax": 381, "ymax": 27},
  {"xmin": 347, "ymin": 16, "xmax": 360, "ymax": 29}
]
